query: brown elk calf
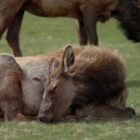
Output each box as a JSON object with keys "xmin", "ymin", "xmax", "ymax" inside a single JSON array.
[
  {"xmin": 37, "ymin": 45, "xmax": 135, "ymax": 123},
  {"xmin": 0, "ymin": 46, "xmax": 135, "ymax": 122}
]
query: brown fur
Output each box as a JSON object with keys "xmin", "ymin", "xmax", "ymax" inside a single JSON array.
[
  {"xmin": 0, "ymin": 1, "xmax": 140, "ymax": 56},
  {"xmin": 37, "ymin": 46, "xmax": 135, "ymax": 123},
  {"xmin": 0, "ymin": 54, "xmax": 23, "ymax": 121},
  {"xmin": 112, "ymin": 0, "xmax": 140, "ymax": 42},
  {"xmin": 0, "ymin": 0, "xmax": 117, "ymax": 56},
  {"xmin": 0, "ymin": 0, "xmax": 139, "ymax": 57}
]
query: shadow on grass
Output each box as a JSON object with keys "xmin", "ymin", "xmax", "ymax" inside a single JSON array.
[{"xmin": 126, "ymin": 80, "xmax": 140, "ymax": 88}]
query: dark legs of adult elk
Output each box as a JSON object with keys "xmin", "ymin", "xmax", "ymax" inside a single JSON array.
[
  {"xmin": 76, "ymin": 20, "xmax": 88, "ymax": 46},
  {"xmin": 76, "ymin": 5, "xmax": 98, "ymax": 46},
  {"xmin": 6, "ymin": 10, "xmax": 24, "ymax": 56},
  {"xmin": 0, "ymin": 0, "xmax": 26, "ymax": 56},
  {"xmin": 76, "ymin": 19, "xmax": 98, "ymax": 46}
]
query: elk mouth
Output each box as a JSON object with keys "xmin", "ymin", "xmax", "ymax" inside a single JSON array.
[{"xmin": 37, "ymin": 113, "xmax": 56, "ymax": 123}]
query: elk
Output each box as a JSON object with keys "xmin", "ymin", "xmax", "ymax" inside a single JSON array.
[
  {"xmin": 0, "ymin": 48, "xmax": 65, "ymax": 121},
  {"xmin": 37, "ymin": 46, "xmax": 135, "ymax": 123},
  {"xmin": 37, "ymin": 45, "xmax": 136, "ymax": 122},
  {"xmin": 0, "ymin": 0, "xmax": 140, "ymax": 56},
  {"xmin": 0, "ymin": 45, "xmax": 135, "ymax": 122}
]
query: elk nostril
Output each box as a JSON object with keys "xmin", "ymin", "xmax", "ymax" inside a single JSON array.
[
  {"xmin": 37, "ymin": 113, "xmax": 55, "ymax": 123},
  {"xmin": 37, "ymin": 114, "xmax": 47, "ymax": 123},
  {"xmin": 37, "ymin": 117, "xmax": 46, "ymax": 123}
]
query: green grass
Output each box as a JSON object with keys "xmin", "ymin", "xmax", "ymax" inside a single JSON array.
[{"xmin": 0, "ymin": 12, "xmax": 140, "ymax": 140}]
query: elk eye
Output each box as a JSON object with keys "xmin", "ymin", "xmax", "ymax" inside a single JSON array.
[
  {"xmin": 49, "ymin": 84, "xmax": 57, "ymax": 96},
  {"xmin": 52, "ymin": 85, "xmax": 57, "ymax": 93}
]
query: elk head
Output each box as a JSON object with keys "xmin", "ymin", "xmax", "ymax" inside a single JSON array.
[{"xmin": 37, "ymin": 45, "xmax": 76, "ymax": 123}]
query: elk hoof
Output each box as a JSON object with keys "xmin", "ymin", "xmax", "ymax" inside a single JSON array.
[{"xmin": 126, "ymin": 107, "xmax": 136, "ymax": 115}]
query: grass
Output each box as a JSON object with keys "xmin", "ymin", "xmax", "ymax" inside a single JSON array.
[{"xmin": 0, "ymin": 12, "xmax": 140, "ymax": 140}]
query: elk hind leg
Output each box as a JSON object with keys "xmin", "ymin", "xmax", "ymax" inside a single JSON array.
[
  {"xmin": 80, "ymin": 5, "xmax": 98, "ymax": 46},
  {"xmin": 106, "ymin": 88, "xmax": 136, "ymax": 116},
  {"xmin": 0, "ymin": 0, "xmax": 25, "ymax": 39},
  {"xmin": 6, "ymin": 10, "xmax": 24, "ymax": 56},
  {"xmin": 76, "ymin": 20, "xmax": 88, "ymax": 46},
  {"xmin": 87, "ymin": 104, "xmax": 135, "ymax": 120}
]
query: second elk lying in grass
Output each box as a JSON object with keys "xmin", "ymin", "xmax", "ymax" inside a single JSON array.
[
  {"xmin": 0, "ymin": 45, "xmax": 135, "ymax": 122},
  {"xmin": 37, "ymin": 45, "xmax": 135, "ymax": 123}
]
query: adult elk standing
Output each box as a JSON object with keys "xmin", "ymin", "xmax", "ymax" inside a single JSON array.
[
  {"xmin": 0, "ymin": 45, "xmax": 135, "ymax": 122},
  {"xmin": 0, "ymin": 0, "xmax": 140, "ymax": 56}
]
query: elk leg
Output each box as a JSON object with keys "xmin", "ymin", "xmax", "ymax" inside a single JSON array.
[
  {"xmin": 76, "ymin": 20, "xmax": 88, "ymax": 46},
  {"xmin": 16, "ymin": 113, "xmax": 28, "ymax": 121},
  {"xmin": 0, "ymin": 108, "xmax": 3, "ymax": 118},
  {"xmin": 80, "ymin": 5, "xmax": 98, "ymax": 46},
  {"xmin": 0, "ymin": 75, "xmax": 23, "ymax": 121},
  {"xmin": 0, "ymin": 0, "xmax": 26, "ymax": 39},
  {"xmin": 3, "ymin": 106, "xmax": 18, "ymax": 122},
  {"xmin": 58, "ymin": 105, "xmax": 136, "ymax": 122},
  {"xmin": 1, "ymin": 97, "xmax": 23, "ymax": 122},
  {"xmin": 6, "ymin": 10, "xmax": 24, "ymax": 56},
  {"xmin": 85, "ymin": 104, "xmax": 135, "ymax": 120}
]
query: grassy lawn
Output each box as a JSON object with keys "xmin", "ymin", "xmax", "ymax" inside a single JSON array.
[{"xmin": 0, "ymin": 12, "xmax": 140, "ymax": 140}]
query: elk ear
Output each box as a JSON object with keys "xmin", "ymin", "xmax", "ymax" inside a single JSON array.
[
  {"xmin": 49, "ymin": 58, "xmax": 56, "ymax": 74},
  {"xmin": 61, "ymin": 45, "xmax": 75, "ymax": 73}
]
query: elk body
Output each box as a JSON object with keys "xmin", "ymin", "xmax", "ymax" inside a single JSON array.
[
  {"xmin": 0, "ymin": 49, "xmax": 64, "ymax": 121},
  {"xmin": 0, "ymin": 0, "xmax": 140, "ymax": 56},
  {"xmin": 0, "ymin": 45, "xmax": 135, "ymax": 122}
]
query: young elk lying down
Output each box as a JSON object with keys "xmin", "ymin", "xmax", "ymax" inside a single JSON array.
[
  {"xmin": 0, "ymin": 45, "xmax": 135, "ymax": 122},
  {"xmin": 37, "ymin": 46, "xmax": 136, "ymax": 123}
]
